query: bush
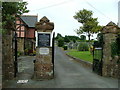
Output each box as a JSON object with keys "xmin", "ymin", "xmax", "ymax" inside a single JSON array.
[
  {"xmin": 25, "ymin": 48, "xmax": 29, "ymax": 55},
  {"xmin": 28, "ymin": 49, "xmax": 33, "ymax": 54},
  {"xmin": 63, "ymin": 45, "xmax": 68, "ymax": 50},
  {"xmin": 78, "ymin": 42, "xmax": 89, "ymax": 51},
  {"xmin": 17, "ymin": 51, "xmax": 22, "ymax": 57},
  {"xmin": 25, "ymin": 48, "xmax": 33, "ymax": 55},
  {"xmin": 58, "ymin": 38, "xmax": 64, "ymax": 47},
  {"xmin": 32, "ymin": 50, "xmax": 36, "ymax": 56}
]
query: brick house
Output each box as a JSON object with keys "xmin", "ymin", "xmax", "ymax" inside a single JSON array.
[{"xmin": 16, "ymin": 15, "xmax": 38, "ymax": 55}]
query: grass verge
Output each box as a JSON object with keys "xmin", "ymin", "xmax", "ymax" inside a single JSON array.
[{"xmin": 67, "ymin": 49, "xmax": 93, "ymax": 63}]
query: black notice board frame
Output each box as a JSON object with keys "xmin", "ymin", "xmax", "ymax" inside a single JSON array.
[{"xmin": 38, "ymin": 33, "xmax": 51, "ymax": 47}]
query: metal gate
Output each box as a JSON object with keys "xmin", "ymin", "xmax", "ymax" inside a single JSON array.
[
  {"xmin": 13, "ymin": 32, "xmax": 18, "ymax": 77},
  {"xmin": 93, "ymin": 41, "xmax": 103, "ymax": 75},
  {"xmin": 52, "ymin": 32, "xmax": 55, "ymax": 76}
]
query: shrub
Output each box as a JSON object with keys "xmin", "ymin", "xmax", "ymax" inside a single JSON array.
[
  {"xmin": 78, "ymin": 42, "xmax": 89, "ymax": 51},
  {"xmin": 58, "ymin": 38, "xmax": 64, "ymax": 47},
  {"xmin": 28, "ymin": 49, "xmax": 33, "ymax": 54},
  {"xmin": 25, "ymin": 48, "xmax": 29, "ymax": 55},
  {"xmin": 17, "ymin": 51, "xmax": 22, "ymax": 57},
  {"xmin": 63, "ymin": 45, "xmax": 68, "ymax": 50},
  {"xmin": 32, "ymin": 50, "xmax": 36, "ymax": 56}
]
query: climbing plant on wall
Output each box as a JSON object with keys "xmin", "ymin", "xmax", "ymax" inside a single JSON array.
[
  {"xmin": 116, "ymin": 34, "xmax": 120, "ymax": 55},
  {"xmin": 111, "ymin": 34, "xmax": 120, "ymax": 58},
  {"xmin": 111, "ymin": 41, "xmax": 118, "ymax": 58}
]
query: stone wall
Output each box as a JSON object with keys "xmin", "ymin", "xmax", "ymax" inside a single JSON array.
[
  {"xmin": 17, "ymin": 38, "xmax": 24, "ymax": 55},
  {"xmin": 25, "ymin": 38, "xmax": 35, "ymax": 52}
]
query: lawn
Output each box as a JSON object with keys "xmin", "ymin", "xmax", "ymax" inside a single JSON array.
[{"xmin": 67, "ymin": 49, "xmax": 93, "ymax": 63}]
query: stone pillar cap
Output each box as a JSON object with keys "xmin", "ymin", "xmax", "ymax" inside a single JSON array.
[
  {"xmin": 101, "ymin": 21, "xmax": 120, "ymax": 34},
  {"xmin": 106, "ymin": 21, "xmax": 117, "ymax": 26},
  {"xmin": 35, "ymin": 16, "xmax": 54, "ymax": 31},
  {"xmin": 40, "ymin": 16, "xmax": 50, "ymax": 22}
]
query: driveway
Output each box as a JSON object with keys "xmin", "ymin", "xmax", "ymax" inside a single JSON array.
[{"xmin": 2, "ymin": 46, "xmax": 118, "ymax": 88}]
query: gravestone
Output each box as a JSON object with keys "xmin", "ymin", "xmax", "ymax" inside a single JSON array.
[
  {"xmin": 68, "ymin": 41, "xmax": 74, "ymax": 49},
  {"xmin": 33, "ymin": 16, "xmax": 54, "ymax": 80}
]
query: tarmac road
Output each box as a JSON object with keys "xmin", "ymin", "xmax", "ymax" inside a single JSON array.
[
  {"xmin": 2, "ymin": 46, "xmax": 118, "ymax": 88},
  {"xmin": 54, "ymin": 46, "xmax": 118, "ymax": 88}
]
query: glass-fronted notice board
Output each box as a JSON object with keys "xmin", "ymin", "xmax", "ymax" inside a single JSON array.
[{"xmin": 38, "ymin": 33, "xmax": 50, "ymax": 47}]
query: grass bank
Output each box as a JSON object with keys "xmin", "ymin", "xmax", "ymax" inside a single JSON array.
[{"xmin": 67, "ymin": 49, "xmax": 93, "ymax": 63}]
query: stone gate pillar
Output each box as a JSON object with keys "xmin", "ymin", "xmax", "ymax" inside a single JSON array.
[
  {"xmin": 2, "ymin": 30, "xmax": 15, "ymax": 80},
  {"xmin": 33, "ymin": 16, "xmax": 54, "ymax": 80},
  {"xmin": 101, "ymin": 22, "xmax": 119, "ymax": 77}
]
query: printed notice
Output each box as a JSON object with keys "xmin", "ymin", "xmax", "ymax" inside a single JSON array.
[{"xmin": 39, "ymin": 48, "xmax": 49, "ymax": 55}]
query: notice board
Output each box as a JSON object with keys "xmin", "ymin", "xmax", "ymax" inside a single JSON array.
[{"xmin": 38, "ymin": 33, "xmax": 50, "ymax": 47}]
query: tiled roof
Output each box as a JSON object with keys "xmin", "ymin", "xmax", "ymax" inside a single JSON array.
[{"xmin": 20, "ymin": 15, "xmax": 38, "ymax": 27}]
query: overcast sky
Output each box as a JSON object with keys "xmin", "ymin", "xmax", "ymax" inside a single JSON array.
[{"xmin": 23, "ymin": 0, "xmax": 119, "ymax": 39}]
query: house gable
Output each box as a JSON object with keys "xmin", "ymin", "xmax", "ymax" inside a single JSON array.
[
  {"xmin": 20, "ymin": 15, "xmax": 38, "ymax": 27},
  {"xmin": 16, "ymin": 15, "xmax": 38, "ymax": 38}
]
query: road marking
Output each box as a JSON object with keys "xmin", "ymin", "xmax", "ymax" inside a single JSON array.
[{"xmin": 17, "ymin": 80, "xmax": 28, "ymax": 84}]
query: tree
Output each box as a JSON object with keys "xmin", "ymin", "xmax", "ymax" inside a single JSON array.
[
  {"xmin": 2, "ymin": 2, "xmax": 29, "ymax": 33},
  {"xmin": 80, "ymin": 35, "xmax": 86, "ymax": 41},
  {"xmin": 58, "ymin": 38, "xmax": 64, "ymax": 47},
  {"xmin": 64, "ymin": 35, "xmax": 70, "ymax": 43},
  {"xmin": 2, "ymin": 1, "xmax": 29, "ymax": 79},
  {"xmin": 78, "ymin": 42, "xmax": 89, "ymax": 51},
  {"xmin": 73, "ymin": 38, "xmax": 76, "ymax": 43},
  {"xmin": 97, "ymin": 33, "xmax": 103, "ymax": 47},
  {"xmin": 73, "ymin": 9, "xmax": 93, "ymax": 24},
  {"xmin": 73, "ymin": 9, "xmax": 102, "ymax": 41},
  {"xmin": 64, "ymin": 35, "xmax": 80, "ymax": 42},
  {"xmin": 55, "ymin": 33, "xmax": 63, "ymax": 40}
]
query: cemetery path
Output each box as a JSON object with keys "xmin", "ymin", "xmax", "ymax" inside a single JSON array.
[
  {"xmin": 54, "ymin": 46, "xmax": 118, "ymax": 88},
  {"xmin": 2, "ymin": 46, "xmax": 118, "ymax": 88}
]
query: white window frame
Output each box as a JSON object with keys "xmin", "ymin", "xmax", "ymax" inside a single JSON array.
[{"xmin": 35, "ymin": 31, "xmax": 52, "ymax": 47}]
